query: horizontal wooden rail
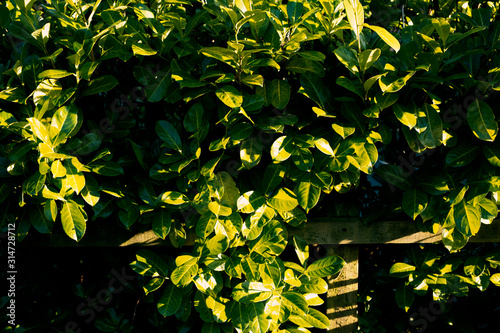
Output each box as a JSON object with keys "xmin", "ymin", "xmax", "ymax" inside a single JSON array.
[{"xmin": 18, "ymin": 218, "xmax": 500, "ymax": 247}]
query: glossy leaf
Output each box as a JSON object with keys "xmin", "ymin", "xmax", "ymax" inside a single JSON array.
[
  {"xmin": 364, "ymin": 23, "xmax": 400, "ymax": 52},
  {"xmin": 158, "ymin": 283, "xmax": 182, "ymax": 316},
  {"xmin": 467, "ymin": 99, "xmax": 497, "ymax": 141},
  {"xmin": 295, "ymin": 182, "xmax": 321, "ymax": 213},
  {"xmin": 240, "ymin": 136, "xmax": 262, "ymax": 169},
  {"xmin": 216, "ymin": 86, "xmax": 243, "ymax": 108},
  {"xmin": 344, "ymin": 0, "xmax": 363, "ymax": 39},
  {"xmin": 402, "ymin": 189, "xmax": 428, "ymax": 220},
  {"xmin": 306, "ymin": 256, "xmax": 345, "ymax": 278},
  {"xmin": 158, "ymin": 191, "xmax": 189, "ymax": 205},
  {"xmin": 266, "ymin": 79, "xmax": 290, "ymax": 110},
  {"xmin": 267, "ymin": 188, "xmax": 299, "ymax": 212},
  {"xmin": 61, "ymin": 200, "xmax": 86, "ymax": 241},
  {"xmin": 82, "ymin": 75, "xmax": 119, "ymax": 96},
  {"xmin": 156, "ymin": 120, "xmax": 182, "ymax": 152}
]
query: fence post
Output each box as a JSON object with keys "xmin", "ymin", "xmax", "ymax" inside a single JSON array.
[{"xmin": 326, "ymin": 245, "xmax": 359, "ymax": 332}]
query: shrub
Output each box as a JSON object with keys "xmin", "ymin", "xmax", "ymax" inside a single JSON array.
[{"xmin": 1, "ymin": 0, "xmax": 500, "ymax": 331}]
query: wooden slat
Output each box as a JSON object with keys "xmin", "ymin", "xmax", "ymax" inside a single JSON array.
[
  {"xmin": 19, "ymin": 218, "xmax": 500, "ymax": 247},
  {"xmin": 326, "ymin": 245, "xmax": 358, "ymax": 333}
]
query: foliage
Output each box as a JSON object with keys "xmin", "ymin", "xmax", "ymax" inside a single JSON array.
[{"xmin": 1, "ymin": 0, "xmax": 500, "ymax": 331}]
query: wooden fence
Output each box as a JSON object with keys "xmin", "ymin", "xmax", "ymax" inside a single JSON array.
[{"xmin": 21, "ymin": 218, "xmax": 500, "ymax": 332}]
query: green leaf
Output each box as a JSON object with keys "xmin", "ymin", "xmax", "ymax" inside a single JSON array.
[
  {"xmin": 158, "ymin": 191, "xmax": 189, "ymax": 205},
  {"xmin": 81, "ymin": 175, "xmax": 100, "ymax": 206},
  {"xmin": 229, "ymin": 302, "xmax": 248, "ymax": 330},
  {"xmin": 61, "ymin": 200, "xmax": 86, "ymax": 241},
  {"xmin": 152, "ymin": 210, "xmax": 171, "ymax": 239},
  {"xmin": 82, "ymin": 75, "xmax": 119, "ymax": 96},
  {"xmin": 267, "ymin": 188, "xmax": 299, "ymax": 212},
  {"xmin": 237, "ymin": 191, "xmax": 266, "ymax": 213},
  {"xmin": 38, "ymin": 69, "xmax": 73, "ymax": 79},
  {"xmin": 73, "ymin": 133, "xmax": 101, "ymax": 156},
  {"xmin": 442, "ymin": 227, "xmax": 469, "ymax": 253},
  {"xmin": 337, "ymin": 76, "xmax": 364, "ymax": 99},
  {"xmin": 30, "ymin": 204, "xmax": 52, "ymax": 233},
  {"xmin": 454, "ymin": 200, "xmax": 481, "ymax": 237},
  {"xmin": 43, "ymin": 199, "xmax": 58, "ymax": 223},
  {"xmin": 445, "ymin": 144, "xmax": 479, "ymax": 167},
  {"xmin": 333, "ymin": 47, "xmax": 359, "ymax": 75},
  {"xmin": 171, "ymin": 255, "xmax": 198, "ymax": 287},
  {"xmin": 467, "ymin": 99, "xmax": 497, "ymax": 141},
  {"xmin": 270, "ymin": 136, "xmax": 293, "ymax": 162},
  {"xmin": 306, "ymin": 255, "xmax": 345, "ymax": 278},
  {"xmin": 292, "ymin": 148, "xmax": 314, "ymax": 172},
  {"xmin": 293, "ymin": 236, "xmax": 309, "ymax": 266},
  {"xmin": 89, "ymin": 161, "xmax": 123, "ymax": 176},
  {"xmin": 50, "ymin": 105, "xmax": 79, "ymax": 146},
  {"xmin": 490, "ymin": 273, "xmax": 500, "ymax": 287},
  {"xmin": 364, "ymin": 23, "xmax": 401, "ymax": 52},
  {"xmin": 402, "ymin": 189, "xmax": 428, "ymax": 220},
  {"xmin": 266, "ymin": 79, "xmax": 291, "ymax": 110},
  {"xmin": 25, "ymin": 171, "xmax": 46, "ymax": 196},
  {"xmin": 156, "ymin": 120, "xmax": 182, "ymax": 152},
  {"xmin": 304, "ymin": 308, "xmax": 330, "ymax": 329},
  {"xmin": 135, "ymin": 249, "xmax": 169, "ymax": 277},
  {"xmin": 0, "ymin": 87, "xmax": 26, "ymax": 103},
  {"xmin": 119, "ymin": 201, "xmax": 140, "ymax": 228},
  {"xmin": 50, "ymin": 160, "xmax": 66, "ymax": 178},
  {"xmin": 158, "ymin": 283, "xmax": 182, "ymax": 316},
  {"xmin": 299, "ymin": 73, "xmax": 330, "ymax": 110},
  {"xmin": 282, "ymin": 292, "xmax": 308, "ymax": 316},
  {"xmin": 241, "ymin": 74, "xmax": 264, "ymax": 87},
  {"xmin": 295, "ymin": 182, "xmax": 321, "ymax": 213},
  {"xmin": 477, "ymin": 198, "xmax": 497, "ymax": 224},
  {"xmin": 240, "ymin": 136, "xmax": 262, "ymax": 169},
  {"xmin": 262, "ymin": 164, "xmax": 285, "ymax": 195},
  {"xmin": 65, "ymin": 161, "xmax": 86, "ymax": 195},
  {"xmin": 286, "ymin": 58, "xmax": 324, "ymax": 77},
  {"xmin": 483, "ymin": 145, "xmax": 500, "ymax": 167},
  {"xmin": 200, "ymin": 47, "xmax": 238, "ymax": 67},
  {"xmin": 205, "ymin": 234, "xmax": 229, "ymax": 255},
  {"xmin": 389, "ymin": 263, "xmax": 416, "ymax": 278},
  {"xmin": 184, "ymin": 103, "xmax": 204, "ymax": 132},
  {"xmin": 344, "ymin": 0, "xmax": 364, "ymax": 39},
  {"xmin": 287, "ymin": 0, "xmax": 303, "ymax": 23},
  {"xmin": 196, "ymin": 213, "xmax": 217, "ymax": 238},
  {"xmin": 248, "ymin": 302, "xmax": 271, "ymax": 333},
  {"xmin": 232, "ymin": 281, "xmax": 273, "ymax": 303},
  {"xmin": 393, "ymin": 104, "xmax": 417, "ymax": 129},
  {"xmin": 208, "ymin": 201, "xmax": 232, "ymax": 216},
  {"xmin": 395, "ymin": 283, "xmax": 414, "ymax": 312},
  {"xmin": 132, "ymin": 43, "xmax": 157, "ymax": 56},
  {"xmin": 27, "ymin": 117, "xmax": 51, "ymax": 145},
  {"xmin": 358, "ymin": 49, "xmax": 381, "ymax": 73},
  {"xmin": 143, "ymin": 277, "xmax": 164, "ymax": 295},
  {"xmin": 216, "ymin": 86, "xmax": 243, "ymax": 108},
  {"xmin": 418, "ymin": 104, "xmax": 442, "ymax": 148},
  {"xmin": 298, "ymin": 277, "xmax": 328, "ymax": 294},
  {"xmin": 432, "ymin": 18, "xmax": 450, "ymax": 45}
]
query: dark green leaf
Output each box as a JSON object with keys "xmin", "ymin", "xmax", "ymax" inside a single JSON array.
[
  {"xmin": 82, "ymin": 75, "xmax": 119, "ymax": 96},
  {"xmin": 467, "ymin": 99, "xmax": 497, "ymax": 141},
  {"xmin": 266, "ymin": 79, "xmax": 291, "ymax": 110}
]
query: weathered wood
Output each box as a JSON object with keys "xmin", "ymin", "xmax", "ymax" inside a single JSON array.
[
  {"xmin": 19, "ymin": 218, "xmax": 500, "ymax": 247},
  {"xmin": 326, "ymin": 245, "xmax": 359, "ymax": 333}
]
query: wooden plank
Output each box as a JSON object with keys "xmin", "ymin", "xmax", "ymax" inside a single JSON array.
[
  {"xmin": 326, "ymin": 245, "xmax": 358, "ymax": 333},
  {"xmin": 19, "ymin": 218, "xmax": 500, "ymax": 247}
]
